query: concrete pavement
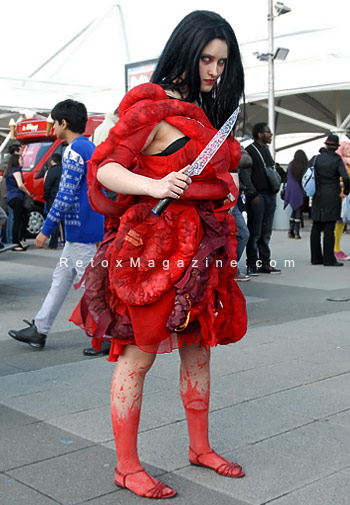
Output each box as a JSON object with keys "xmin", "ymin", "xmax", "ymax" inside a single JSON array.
[{"xmin": 1, "ymin": 221, "xmax": 350, "ymax": 505}]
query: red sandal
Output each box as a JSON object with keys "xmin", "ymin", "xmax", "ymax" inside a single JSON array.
[
  {"xmin": 114, "ymin": 468, "xmax": 177, "ymax": 499},
  {"xmin": 189, "ymin": 447, "xmax": 245, "ymax": 478}
]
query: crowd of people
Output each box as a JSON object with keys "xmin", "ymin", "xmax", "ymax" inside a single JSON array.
[
  {"xmin": 234, "ymin": 132, "xmax": 350, "ymax": 276},
  {"xmin": 1, "ymin": 9, "xmax": 350, "ymax": 500}
]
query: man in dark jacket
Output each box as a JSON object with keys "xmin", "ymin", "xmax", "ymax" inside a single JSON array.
[
  {"xmin": 310, "ymin": 134, "xmax": 349, "ymax": 266},
  {"xmin": 241, "ymin": 122, "xmax": 281, "ymax": 275},
  {"xmin": 44, "ymin": 153, "xmax": 63, "ymax": 249}
]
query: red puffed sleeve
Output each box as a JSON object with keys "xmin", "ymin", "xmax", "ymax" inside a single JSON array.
[
  {"xmin": 227, "ymin": 137, "xmax": 242, "ymax": 173},
  {"xmin": 98, "ymin": 124, "xmax": 155, "ymax": 171}
]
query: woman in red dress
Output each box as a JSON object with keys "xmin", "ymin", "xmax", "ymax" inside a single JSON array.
[{"xmin": 72, "ymin": 10, "xmax": 247, "ymax": 499}]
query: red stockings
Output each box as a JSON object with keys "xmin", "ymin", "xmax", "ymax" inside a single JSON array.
[
  {"xmin": 110, "ymin": 343, "xmax": 244, "ymax": 500},
  {"xmin": 179, "ymin": 343, "xmax": 211, "ymax": 453},
  {"xmin": 110, "ymin": 345, "xmax": 176, "ymax": 498},
  {"xmin": 179, "ymin": 343, "xmax": 244, "ymax": 478}
]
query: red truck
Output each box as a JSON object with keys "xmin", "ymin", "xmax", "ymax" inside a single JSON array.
[{"xmin": 15, "ymin": 115, "xmax": 103, "ymax": 237}]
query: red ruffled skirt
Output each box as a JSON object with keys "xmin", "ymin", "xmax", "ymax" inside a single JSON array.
[{"xmin": 70, "ymin": 199, "xmax": 247, "ymax": 361}]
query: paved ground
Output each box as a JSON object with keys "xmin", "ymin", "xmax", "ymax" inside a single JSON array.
[{"xmin": 1, "ymin": 221, "xmax": 350, "ymax": 505}]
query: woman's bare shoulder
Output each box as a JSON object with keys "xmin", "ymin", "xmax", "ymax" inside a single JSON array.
[{"xmin": 141, "ymin": 121, "xmax": 180, "ymax": 155}]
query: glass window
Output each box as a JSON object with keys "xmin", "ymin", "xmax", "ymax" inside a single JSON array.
[
  {"xmin": 22, "ymin": 141, "xmax": 53, "ymax": 172},
  {"xmin": 54, "ymin": 142, "xmax": 68, "ymax": 158}
]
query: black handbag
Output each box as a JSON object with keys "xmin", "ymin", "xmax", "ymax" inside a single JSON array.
[
  {"xmin": 23, "ymin": 194, "xmax": 34, "ymax": 212},
  {"xmin": 252, "ymin": 144, "xmax": 281, "ymax": 194},
  {"xmin": 280, "ymin": 182, "xmax": 286, "ymax": 200},
  {"xmin": 264, "ymin": 165, "xmax": 281, "ymax": 193}
]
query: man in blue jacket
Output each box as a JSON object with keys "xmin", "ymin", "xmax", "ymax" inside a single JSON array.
[{"xmin": 9, "ymin": 99, "xmax": 104, "ymax": 350}]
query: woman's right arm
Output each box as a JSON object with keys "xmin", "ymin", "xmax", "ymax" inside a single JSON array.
[
  {"xmin": 97, "ymin": 162, "xmax": 191, "ymax": 200},
  {"xmin": 13, "ymin": 171, "xmax": 31, "ymax": 196}
]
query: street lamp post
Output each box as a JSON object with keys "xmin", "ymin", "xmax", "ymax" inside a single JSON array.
[
  {"xmin": 265, "ymin": 0, "xmax": 291, "ymax": 158},
  {"xmin": 254, "ymin": 2, "xmax": 290, "ymax": 157},
  {"xmin": 268, "ymin": 0, "xmax": 275, "ymax": 156}
]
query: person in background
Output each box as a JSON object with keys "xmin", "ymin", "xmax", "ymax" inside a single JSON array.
[
  {"xmin": 8, "ymin": 99, "xmax": 104, "ymax": 349},
  {"xmin": 5, "ymin": 153, "xmax": 31, "ymax": 251},
  {"xmin": 284, "ymin": 149, "xmax": 308, "ymax": 239},
  {"xmin": 0, "ymin": 172, "xmax": 8, "ymax": 248},
  {"xmin": 334, "ymin": 141, "xmax": 350, "ymax": 260},
  {"xmin": 310, "ymin": 134, "xmax": 349, "ymax": 266},
  {"xmin": 43, "ymin": 153, "xmax": 63, "ymax": 249},
  {"xmin": 0, "ymin": 142, "xmax": 22, "ymax": 244},
  {"xmin": 0, "ymin": 206, "xmax": 7, "ymax": 249},
  {"xmin": 230, "ymin": 145, "xmax": 251, "ymax": 281},
  {"xmin": 242, "ymin": 122, "xmax": 281, "ymax": 275}
]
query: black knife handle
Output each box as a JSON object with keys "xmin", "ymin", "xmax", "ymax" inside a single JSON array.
[{"xmin": 151, "ymin": 197, "xmax": 174, "ymax": 216}]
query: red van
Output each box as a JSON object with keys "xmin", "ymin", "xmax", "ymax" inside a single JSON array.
[{"xmin": 15, "ymin": 116, "xmax": 103, "ymax": 237}]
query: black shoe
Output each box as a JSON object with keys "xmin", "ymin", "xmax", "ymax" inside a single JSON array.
[
  {"xmin": 83, "ymin": 341, "xmax": 111, "ymax": 357},
  {"xmin": 13, "ymin": 244, "xmax": 28, "ymax": 251},
  {"xmin": 324, "ymin": 262, "xmax": 344, "ymax": 267},
  {"xmin": 246, "ymin": 266, "xmax": 259, "ymax": 277},
  {"xmin": 258, "ymin": 265, "xmax": 282, "ymax": 274},
  {"xmin": 8, "ymin": 319, "xmax": 46, "ymax": 349}
]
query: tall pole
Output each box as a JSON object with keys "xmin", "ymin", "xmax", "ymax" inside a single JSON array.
[
  {"xmin": 268, "ymin": 0, "xmax": 276, "ymax": 158},
  {"xmin": 117, "ymin": 4, "xmax": 130, "ymax": 63}
]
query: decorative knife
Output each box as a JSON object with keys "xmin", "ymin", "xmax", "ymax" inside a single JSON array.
[{"xmin": 152, "ymin": 106, "xmax": 240, "ymax": 216}]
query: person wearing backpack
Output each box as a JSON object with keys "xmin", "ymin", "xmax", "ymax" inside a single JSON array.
[{"xmin": 310, "ymin": 134, "xmax": 349, "ymax": 266}]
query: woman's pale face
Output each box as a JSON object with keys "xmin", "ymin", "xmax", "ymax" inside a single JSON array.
[{"xmin": 199, "ymin": 38, "xmax": 228, "ymax": 93}]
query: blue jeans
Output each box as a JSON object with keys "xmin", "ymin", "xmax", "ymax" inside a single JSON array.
[
  {"xmin": 246, "ymin": 194, "xmax": 276, "ymax": 268},
  {"xmin": 1, "ymin": 206, "xmax": 14, "ymax": 243},
  {"xmin": 229, "ymin": 204, "xmax": 250, "ymax": 263}
]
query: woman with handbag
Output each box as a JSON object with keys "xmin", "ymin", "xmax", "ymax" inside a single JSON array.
[
  {"xmin": 70, "ymin": 10, "xmax": 247, "ymax": 499},
  {"xmin": 283, "ymin": 149, "xmax": 308, "ymax": 239},
  {"xmin": 310, "ymin": 134, "xmax": 350, "ymax": 266},
  {"xmin": 5, "ymin": 153, "xmax": 32, "ymax": 251}
]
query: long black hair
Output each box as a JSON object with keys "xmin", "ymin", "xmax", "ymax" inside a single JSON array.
[
  {"xmin": 151, "ymin": 10, "xmax": 244, "ymax": 130},
  {"xmin": 290, "ymin": 149, "xmax": 308, "ymax": 181},
  {"xmin": 3, "ymin": 154, "xmax": 21, "ymax": 178}
]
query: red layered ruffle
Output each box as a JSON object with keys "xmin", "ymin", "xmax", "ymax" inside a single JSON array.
[{"xmin": 70, "ymin": 83, "xmax": 247, "ymax": 360}]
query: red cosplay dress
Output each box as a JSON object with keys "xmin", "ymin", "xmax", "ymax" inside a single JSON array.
[{"xmin": 70, "ymin": 83, "xmax": 247, "ymax": 361}]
